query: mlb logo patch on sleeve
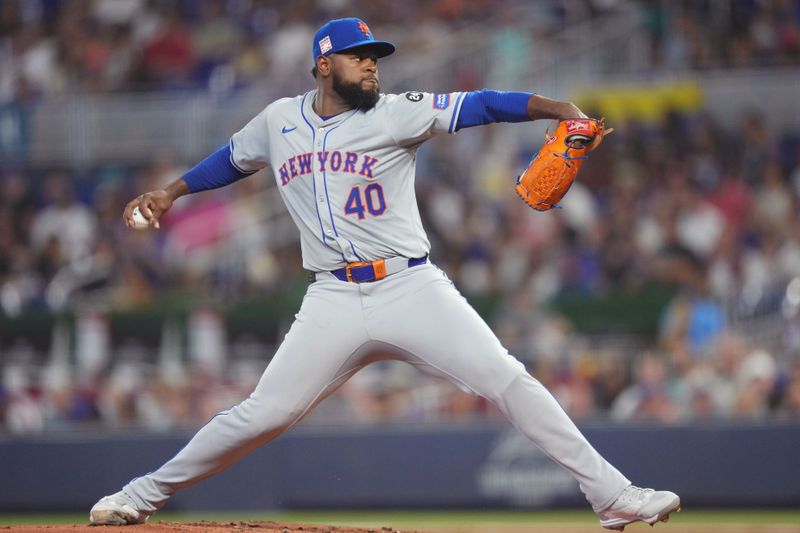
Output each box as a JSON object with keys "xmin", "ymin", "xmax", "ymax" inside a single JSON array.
[{"xmin": 433, "ymin": 93, "xmax": 450, "ymax": 110}]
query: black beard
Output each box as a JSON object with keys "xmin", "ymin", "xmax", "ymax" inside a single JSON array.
[{"xmin": 332, "ymin": 71, "xmax": 380, "ymax": 110}]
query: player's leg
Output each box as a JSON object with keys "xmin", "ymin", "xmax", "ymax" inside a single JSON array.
[
  {"xmin": 91, "ymin": 278, "xmax": 370, "ymax": 522},
  {"xmin": 365, "ymin": 264, "xmax": 631, "ymax": 510}
]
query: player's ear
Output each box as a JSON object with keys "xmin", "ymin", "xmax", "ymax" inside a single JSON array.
[{"xmin": 317, "ymin": 55, "xmax": 332, "ymax": 78}]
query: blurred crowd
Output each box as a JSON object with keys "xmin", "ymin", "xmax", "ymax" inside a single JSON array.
[
  {"xmin": 0, "ymin": 0, "xmax": 598, "ymax": 100},
  {"xmin": 2, "ymin": 0, "xmax": 799, "ymax": 103},
  {"xmin": 644, "ymin": 0, "xmax": 800, "ymax": 69},
  {"xmin": 3, "ymin": 105, "xmax": 800, "ymax": 434},
  {"xmin": 2, "ymin": 0, "xmax": 800, "ymax": 434}
]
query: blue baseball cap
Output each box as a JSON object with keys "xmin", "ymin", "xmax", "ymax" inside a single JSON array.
[{"xmin": 312, "ymin": 18, "xmax": 395, "ymax": 63}]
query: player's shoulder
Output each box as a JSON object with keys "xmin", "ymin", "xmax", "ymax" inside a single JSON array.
[
  {"xmin": 380, "ymin": 91, "xmax": 431, "ymax": 106},
  {"xmin": 266, "ymin": 93, "xmax": 306, "ymax": 114},
  {"xmin": 247, "ymin": 93, "xmax": 306, "ymax": 131},
  {"xmin": 378, "ymin": 91, "xmax": 460, "ymax": 111}
]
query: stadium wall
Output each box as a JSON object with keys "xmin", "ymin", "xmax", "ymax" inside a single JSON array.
[{"xmin": 2, "ymin": 422, "xmax": 798, "ymax": 512}]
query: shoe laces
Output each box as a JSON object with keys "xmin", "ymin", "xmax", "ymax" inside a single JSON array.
[{"xmin": 618, "ymin": 486, "xmax": 653, "ymax": 505}]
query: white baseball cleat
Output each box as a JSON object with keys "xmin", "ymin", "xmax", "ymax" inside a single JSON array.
[
  {"xmin": 598, "ymin": 485, "xmax": 681, "ymax": 531},
  {"xmin": 89, "ymin": 491, "xmax": 150, "ymax": 525}
]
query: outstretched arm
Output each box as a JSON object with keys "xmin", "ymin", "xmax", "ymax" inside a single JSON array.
[
  {"xmin": 456, "ymin": 90, "xmax": 587, "ymax": 130},
  {"xmin": 123, "ymin": 144, "xmax": 252, "ymax": 229}
]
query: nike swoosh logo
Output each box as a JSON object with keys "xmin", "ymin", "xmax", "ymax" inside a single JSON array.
[{"xmin": 281, "ymin": 125, "xmax": 297, "ymax": 134}]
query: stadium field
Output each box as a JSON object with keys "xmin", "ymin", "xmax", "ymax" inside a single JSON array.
[{"xmin": 1, "ymin": 509, "xmax": 799, "ymax": 532}]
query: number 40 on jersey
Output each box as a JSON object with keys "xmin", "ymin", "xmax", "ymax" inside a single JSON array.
[{"xmin": 345, "ymin": 183, "xmax": 386, "ymax": 219}]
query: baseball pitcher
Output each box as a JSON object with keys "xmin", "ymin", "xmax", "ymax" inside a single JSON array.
[{"xmin": 90, "ymin": 18, "xmax": 680, "ymax": 531}]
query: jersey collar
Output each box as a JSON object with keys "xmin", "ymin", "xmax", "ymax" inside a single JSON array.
[{"xmin": 303, "ymin": 89, "xmax": 361, "ymax": 127}]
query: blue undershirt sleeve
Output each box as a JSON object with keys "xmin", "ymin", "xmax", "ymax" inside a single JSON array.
[
  {"xmin": 182, "ymin": 144, "xmax": 253, "ymax": 193},
  {"xmin": 455, "ymin": 90, "xmax": 533, "ymax": 130}
]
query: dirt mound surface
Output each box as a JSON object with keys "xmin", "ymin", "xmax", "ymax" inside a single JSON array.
[{"xmin": 0, "ymin": 521, "xmax": 428, "ymax": 533}]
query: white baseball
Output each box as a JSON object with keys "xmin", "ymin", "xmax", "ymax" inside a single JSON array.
[{"xmin": 131, "ymin": 206, "xmax": 150, "ymax": 229}]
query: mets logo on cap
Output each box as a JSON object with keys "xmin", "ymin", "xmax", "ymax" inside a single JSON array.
[{"xmin": 357, "ymin": 21, "xmax": 371, "ymax": 38}]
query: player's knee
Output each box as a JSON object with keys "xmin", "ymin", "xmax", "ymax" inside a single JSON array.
[
  {"xmin": 273, "ymin": 405, "xmax": 305, "ymax": 427},
  {"xmin": 229, "ymin": 396, "xmax": 305, "ymax": 440},
  {"xmin": 251, "ymin": 404, "xmax": 305, "ymax": 436},
  {"xmin": 468, "ymin": 359, "xmax": 530, "ymax": 401}
]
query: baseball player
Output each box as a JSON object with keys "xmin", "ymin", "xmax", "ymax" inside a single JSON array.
[{"xmin": 90, "ymin": 18, "xmax": 680, "ymax": 531}]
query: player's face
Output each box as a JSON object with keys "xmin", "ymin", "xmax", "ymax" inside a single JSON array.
[{"xmin": 330, "ymin": 47, "xmax": 380, "ymax": 110}]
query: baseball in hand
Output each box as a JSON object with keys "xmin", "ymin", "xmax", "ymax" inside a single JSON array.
[{"xmin": 131, "ymin": 206, "xmax": 151, "ymax": 229}]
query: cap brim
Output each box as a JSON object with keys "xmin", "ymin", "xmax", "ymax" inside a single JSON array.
[{"xmin": 336, "ymin": 40, "xmax": 395, "ymax": 58}]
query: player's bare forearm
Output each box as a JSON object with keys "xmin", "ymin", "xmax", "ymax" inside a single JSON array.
[
  {"xmin": 123, "ymin": 178, "xmax": 190, "ymax": 229},
  {"xmin": 164, "ymin": 178, "xmax": 191, "ymax": 202},
  {"xmin": 526, "ymin": 94, "xmax": 587, "ymax": 121}
]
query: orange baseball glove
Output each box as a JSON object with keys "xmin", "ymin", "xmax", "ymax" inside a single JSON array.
[{"xmin": 515, "ymin": 118, "xmax": 611, "ymax": 211}]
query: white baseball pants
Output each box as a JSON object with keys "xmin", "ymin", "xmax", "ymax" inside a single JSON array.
[{"xmin": 123, "ymin": 263, "xmax": 630, "ymax": 512}]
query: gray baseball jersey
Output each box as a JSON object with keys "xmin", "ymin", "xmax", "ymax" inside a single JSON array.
[
  {"xmin": 230, "ymin": 89, "xmax": 464, "ymax": 271},
  {"xmin": 113, "ymin": 89, "xmax": 632, "ymax": 519}
]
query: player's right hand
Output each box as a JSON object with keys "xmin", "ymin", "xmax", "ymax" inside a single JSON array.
[{"xmin": 123, "ymin": 190, "xmax": 173, "ymax": 229}]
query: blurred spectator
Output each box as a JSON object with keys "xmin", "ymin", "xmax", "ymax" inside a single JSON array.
[
  {"xmin": 593, "ymin": 349, "xmax": 629, "ymax": 412},
  {"xmin": 611, "ymin": 352, "xmax": 679, "ymax": 423},
  {"xmin": 733, "ymin": 349, "xmax": 779, "ymax": 418},
  {"xmin": 752, "ymin": 159, "xmax": 793, "ymax": 232},
  {"xmin": 138, "ymin": 8, "xmax": 196, "ymax": 89},
  {"xmin": 3, "ymin": 365, "xmax": 44, "ymax": 434},
  {"xmin": 674, "ymin": 184, "xmax": 726, "ymax": 260},
  {"xmin": 266, "ymin": 7, "xmax": 314, "ymax": 91},
  {"xmin": 193, "ymin": 1, "xmax": 243, "ymax": 69},
  {"xmin": 778, "ymin": 361, "xmax": 800, "ymax": 418},
  {"xmin": 657, "ymin": 246, "xmax": 726, "ymax": 357},
  {"xmin": 29, "ymin": 173, "xmax": 96, "ymax": 265}
]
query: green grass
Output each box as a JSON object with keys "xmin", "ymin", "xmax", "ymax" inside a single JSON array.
[{"xmin": 2, "ymin": 509, "xmax": 799, "ymax": 527}]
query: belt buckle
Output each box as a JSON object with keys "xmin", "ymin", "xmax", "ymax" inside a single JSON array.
[{"xmin": 345, "ymin": 259, "xmax": 387, "ymax": 283}]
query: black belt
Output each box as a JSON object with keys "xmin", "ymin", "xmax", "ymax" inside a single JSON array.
[{"xmin": 308, "ymin": 256, "xmax": 428, "ymax": 283}]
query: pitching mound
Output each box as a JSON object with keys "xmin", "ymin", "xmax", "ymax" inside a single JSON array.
[{"xmin": 0, "ymin": 521, "xmax": 428, "ymax": 533}]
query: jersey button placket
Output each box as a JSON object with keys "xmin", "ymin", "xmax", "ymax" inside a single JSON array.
[
  {"xmin": 315, "ymin": 128, "xmax": 323, "ymax": 205},
  {"xmin": 313, "ymin": 126, "xmax": 335, "ymax": 244},
  {"xmin": 314, "ymin": 129, "xmax": 323, "ymax": 202}
]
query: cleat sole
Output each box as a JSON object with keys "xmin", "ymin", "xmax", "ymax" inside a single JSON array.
[
  {"xmin": 602, "ymin": 501, "xmax": 681, "ymax": 531},
  {"xmin": 89, "ymin": 510, "xmax": 129, "ymax": 525}
]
